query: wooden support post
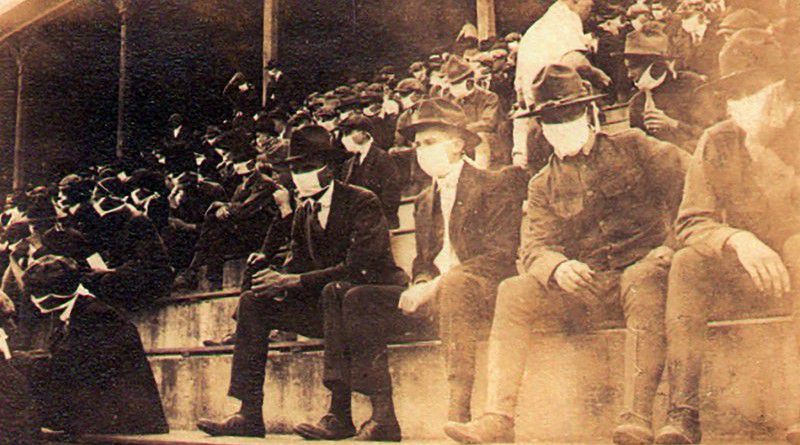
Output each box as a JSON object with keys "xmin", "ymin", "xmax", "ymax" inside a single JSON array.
[
  {"xmin": 262, "ymin": 0, "xmax": 279, "ymax": 108},
  {"xmin": 476, "ymin": 0, "xmax": 496, "ymax": 41},
  {"xmin": 7, "ymin": 40, "xmax": 30, "ymax": 192},
  {"xmin": 115, "ymin": 0, "xmax": 129, "ymax": 159}
]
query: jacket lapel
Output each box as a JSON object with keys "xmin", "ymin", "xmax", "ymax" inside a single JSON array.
[{"xmin": 450, "ymin": 163, "xmax": 478, "ymax": 247}]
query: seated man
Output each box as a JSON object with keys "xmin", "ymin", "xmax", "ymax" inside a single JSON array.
[
  {"xmin": 196, "ymin": 125, "xmax": 407, "ymax": 438},
  {"xmin": 658, "ymin": 29, "xmax": 800, "ymax": 445},
  {"xmin": 445, "ymin": 64, "xmax": 687, "ymax": 445},
  {"xmin": 9, "ymin": 255, "xmax": 168, "ymax": 436},
  {"xmin": 338, "ymin": 113, "xmax": 403, "ymax": 228},
  {"xmin": 83, "ymin": 179, "xmax": 174, "ymax": 311},
  {"xmin": 174, "ymin": 155, "xmax": 280, "ymax": 291},
  {"xmin": 292, "ymin": 99, "xmax": 522, "ymax": 442},
  {"xmin": 625, "ymin": 23, "xmax": 719, "ymax": 153}
]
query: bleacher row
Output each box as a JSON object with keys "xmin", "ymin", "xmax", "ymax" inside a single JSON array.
[{"xmin": 62, "ymin": 106, "xmax": 800, "ymax": 443}]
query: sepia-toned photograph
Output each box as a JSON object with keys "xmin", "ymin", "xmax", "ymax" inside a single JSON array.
[{"xmin": 0, "ymin": 0, "xmax": 798, "ymax": 443}]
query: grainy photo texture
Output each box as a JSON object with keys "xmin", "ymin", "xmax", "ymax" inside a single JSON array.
[{"xmin": 0, "ymin": 0, "xmax": 798, "ymax": 444}]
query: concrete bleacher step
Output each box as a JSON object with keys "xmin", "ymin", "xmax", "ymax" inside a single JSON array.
[
  {"xmin": 49, "ymin": 431, "xmax": 793, "ymax": 445},
  {"xmin": 142, "ymin": 317, "xmax": 800, "ymax": 443}
]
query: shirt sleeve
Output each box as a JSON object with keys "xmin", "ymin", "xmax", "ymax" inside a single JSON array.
[{"xmin": 518, "ymin": 171, "xmax": 569, "ymax": 286}]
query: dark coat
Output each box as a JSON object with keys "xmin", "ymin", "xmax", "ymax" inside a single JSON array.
[
  {"xmin": 339, "ymin": 146, "xmax": 403, "ymax": 228},
  {"xmin": 519, "ymin": 129, "xmax": 688, "ymax": 286},
  {"xmin": 85, "ymin": 205, "xmax": 174, "ymax": 310},
  {"xmin": 629, "ymin": 71, "xmax": 720, "ymax": 153},
  {"xmin": 27, "ymin": 297, "xmax": 168, "ymax": 435},
  {"xmin": 0, "ymin": 360, "xmax": 38, "ymax": 445},
  {"xmin": 285, "ymin": 181, "xmax": 407, "ymax": 290},
  {"xmin": 412, "ymin": 163, "xmax": 522, "ymax": 284}
]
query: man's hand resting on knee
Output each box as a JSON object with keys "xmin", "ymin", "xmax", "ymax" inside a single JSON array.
[
  {"xmin": 726, "ymin": 231, "xmax": 791, "ymax": 298},
  {"xmin": 398, "ymin": 279, "xmax": 439, "ymax": 316}
]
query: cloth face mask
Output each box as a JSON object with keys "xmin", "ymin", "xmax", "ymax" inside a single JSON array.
[
  {"xmin": 342, "ymin": 134, "xmax": 371, "ymax": 154},
  {"xmin": 635, "ymin": 63, "xmax": 668, "ymax": 91},
  {"xmin": 292, "ymin": 166, "xmax": 329, "ymax": 198},
  {"xmin": 416, "ymin": 140, "xmax": 459, "ymax": 178},
  {"xmin": 541, "ymin": 113, "xmax": 592, "ymax": 160}
]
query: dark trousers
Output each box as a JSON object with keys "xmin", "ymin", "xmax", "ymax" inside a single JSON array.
[
  {"xmin": 189, "ymin": 208, "xmax": 268, "ymax": 280},
  {"xmin": 665, "ymin": 234, "xmax": 800, "ymax": 415},
  {"xmin": 321, "ymin": 282, "xmax": 421, "ymax": 395},
  {"xmin": 228, "ymin": 287, "xmax": 325, "ymax": 405},
  {"xmin": 485, "ymin": 248, "xmax": 670, "ymax": 422}
]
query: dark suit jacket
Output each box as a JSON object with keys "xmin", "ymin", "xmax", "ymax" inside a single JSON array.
[
  {"xmin": 340, "ymin": 146, "xmax": 402, "ymax": 228},
  {"xmin": 28, "ymin": 297, "xmax": 168, "ymax": 435},
  {"xmin": 86, "ymin": 206, "xmax": 174, "ymax": 310},
  {"xmin": 412, "ymin": 163, "xmax": 522, "ymax": 284},
  {"xmin": 285, "ymin": 181, "xmax": 407, "ymax": 291}
]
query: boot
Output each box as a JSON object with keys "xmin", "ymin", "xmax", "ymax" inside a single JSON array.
[
  {"xmin": 353, "ymin": 419, "xmax": 402, "ymax": 442},
  {"xmin": 196, "ymin": 411, "xmax": 265, "ymax": 437},
  {"xmin": 654, "ymin": 408, "xmax": 701, "ymax": 444},
  {"xmin": 443, "ymin": 413, "xmax": 515, "ymax": 444},
  {"xmin": 613, "ymin": 412, "xmax": 653, "ymax": 445},
  {"xmin": 294, "ymin": 413, "xmax": 356, "ymax": 441}
]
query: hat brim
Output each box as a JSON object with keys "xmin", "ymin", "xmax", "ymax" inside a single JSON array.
[
  {"xmin": 272, "ymin": 151, "xmax": 348, "ymax": 167},
  {"xmin": 398, "ymin": 120, "xmax": 482, "ymax": 154},
  {"xmin": 694, "ymin": 68, "xmax": 773, "ymax": 95},
  {"xmin": 514, "ymin": 93, "xmax": 607, "ymax": 119}
]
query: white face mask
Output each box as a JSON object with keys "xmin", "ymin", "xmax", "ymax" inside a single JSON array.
[
  {"xmin": 449, "ymin": 81, "xmax": 470, "ymax": 99},
  {"xmin": 728, "ymin": 81, "xmax": 794, "ymax": 140},
  {"xmin": 400, "ymin": 96, "xmax": 416, "ymax": 110},
  {"xmin": 233, "ymin": 160, "xmax": 254, "ymax": 175},
  {"xmin": 635, "ymin": 63, "xmax": 668, "ymax": 91},
  {"xmin": 416, "ymin": 140, "xmax": 460, "ymax": 178},
  {"xmin": 319, "ymin": 119, "xmax": 337, "ymax": 132},
  {"xmin": 342, "ymin": 134, "xmax": 371, "ymax": 154},
  {"xmin": 292, "ymin": 166, "xmax": 329, "ymax": 198},
  {"xmin": 541, "ymin": 113, "xmax": 592, "ymax": 160},
  {"xmin": 681, "ymin": 13, "xmax": 707, "ymax": 43}
]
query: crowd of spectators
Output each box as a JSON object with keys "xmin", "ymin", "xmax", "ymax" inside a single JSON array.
[{"xmin": 1, "ymin": 0, "xmax": 798, "ymax": 442}]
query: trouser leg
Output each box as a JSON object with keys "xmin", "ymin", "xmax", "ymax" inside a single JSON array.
[
  {"xmin": 783, "ymin": 234, "xmax": 800, "ymax": 419},
  {"xmin": 485, "ymin": 275, "xmax": 561, "ymax": 418},
  {"xmin": 619, "ymin": 250, "xmax": 670, "ymax": 424},
  {"xmin": 228, "ymin": 289, "xmax": 323, "ymax": 406},
  {"xmin": 322, "ymin": 282, "xmax": 354, "ymax": 391},
  {"xmin": 437, "ymin": 270, "xmax": 497, "ymax": 422},
  {"xmin": 341, "ymin": 285, "xmax": 408, "ymax": 396}
]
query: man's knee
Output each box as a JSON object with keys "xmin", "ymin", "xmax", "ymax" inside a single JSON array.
[
  {"xmin": 322, "ymin": 281, "xmax": 350, "ymax": 309},
  {"xmin": 666, "ymin": 248, "xmax": 712, "ymax": 325},
  {"xmin": 438, "ymin": 269, "xmax": 484, "ymax": 310},
  {"xmin": 494, "ymin": 275, "xmax": 547, "ymax": 323},
  {"xmin": 341, "ymin": 285, "xmax": 376, "ymax": 317},
  {"xmin": 622, "ymin": 250, "xmax": 670, "ymax": 326},
  {"xmin": 783, "ymin": 234, "xmax": 800, "ymax": 269}
]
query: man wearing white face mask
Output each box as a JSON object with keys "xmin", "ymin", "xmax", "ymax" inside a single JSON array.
[
  {"xmin": 393, "ymin": 99, "xmax": 522, "ymax": 425},
  {"xmin": 442, "ymin": 55, "xmax": 504, "ymax": 168},
  {"xmin": 338, "ymin": 114, "xmax": 402, "ymax": 229},
  {"xmin": 624, "ymin": 24, "xmax": 718, "ymax": 152},
  {"xmin": 446, "ymin": 64, "xmax": 688, "ymax": 444},
  {"xmin": 661, "ymin": 29, "xmax": 800, "ymax": 445},
  {"xmin": 198, "ymin": 125, "xmax": 408, "ymax": 441}
]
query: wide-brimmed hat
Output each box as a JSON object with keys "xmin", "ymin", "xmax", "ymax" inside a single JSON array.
[
  {"xmin": 396, "ymin": 78, "xmax": 427, "ymax": 95},
  {"xmin": 621, "ymin": 23, "xmax": 675, "ymax": 59},
  {"xmin": 397, "ymin": 98, "xmax": 481, "ymax": 153},
  {"xmin": 518, "ymin": 64, "xmax": 606, "ymax": 118},
  {"xmin": 442, "ymin": 55, "xmax": 474, "ymax": 84},
  {"xmin": 717, "ymin": 8, "xmax": 769, "ymax": 35},
  {"xmin": 275, "ymin": 125, "xmax": 346, "ymax": 166},
  {"xmin": 699, "ymin": 28, "xmax": 784, "ymax": 94},
  {"xmin": 22, "ymin": 255, "xmax": 81, "ymax": 297}
]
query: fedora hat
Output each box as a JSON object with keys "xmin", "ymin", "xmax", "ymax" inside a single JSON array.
[
  {"xmin": 338, "ymin": 113, "xmax": 375, "ymax": 135},
  {"xmin": 699, "ymin": 28, "xmax": 784, "ymax": 94},
  {"xmin": 717, "ymin": 8, "xmax": 769, "ymax": 35},
  {"xmin": 621, "ymin": 23, "xmax": 675, "ymax": 59},
  {"xmin": 518, "ymin": 64, "xmax": 606, "ymax": 118},
  {"xmin": 397, "ymin": 98, "xmax": 481, "ymax": 153},
  {"xmin": 276, "ymin": 125, "xmax": 346, "ymax": 166},
  {"xmin": 442, "ymin": 55, "xmax": 474, "ymax": 84}
]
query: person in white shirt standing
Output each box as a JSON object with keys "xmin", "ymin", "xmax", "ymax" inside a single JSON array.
[{"xmin": 512, "ymin": 0, "xmax": 611, "ymax": 169}]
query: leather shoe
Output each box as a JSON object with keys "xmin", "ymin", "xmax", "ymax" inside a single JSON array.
[
  {"xmin": 443, "ymin": 413, "xmax": 515, "ymax": 444},
  {"xmin": 787, "ymin": 423, "xmax": 800, "ymax": 444},
  {"xmin": 613, "ymin": 413, "xmax": 653, "ymax": 445},
  {"xmin": 197, "ymin": 412, "xmax": 265, "ymax": 437},
  {"xmin": 353, "ymin": 419, "xmax": 402, "ymax": 442},
  {"xmin": 294, "ymin": 413, "xmax": 356, "ymax": 440},
  {"xmin": 203, "ymin": 331, "xmax": 237, "ymax": 347},
  {"xmin": 654, "ymin": 409, "xmax": 701, "ymax": 444}
]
